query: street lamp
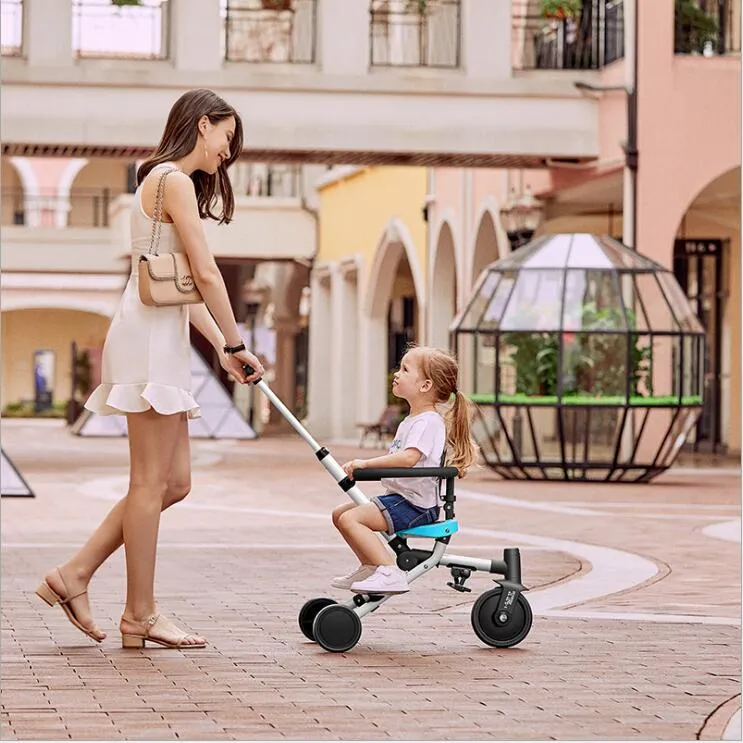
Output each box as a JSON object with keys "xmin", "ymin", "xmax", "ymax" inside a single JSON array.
[{"xmin": 500, "ymin": 186, "xmax": 544, "ymax": 251}]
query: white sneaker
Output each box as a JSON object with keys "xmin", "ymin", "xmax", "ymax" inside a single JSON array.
[
  {"xmin": 331, "ymin": 564, "xmax": 375, "ymax": 590},
  {"xmin": 350, "ymin": 565, "xmax": 409, "ymax": 595}
]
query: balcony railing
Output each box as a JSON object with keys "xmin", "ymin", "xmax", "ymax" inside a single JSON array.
[
  {"xmin": 513, "ymin": 0, "xmax": 625, "ymax": 71},
  {"xmin": 675, "ymin": 0, "xmax": 741, "ymax": 55},
  {"xmin": 223, "ymin": 0, "xmax": 316, "ymax": 63},
  {"xmin": 1, "ymin": 188, "xmax": 122, "ymax": 228},
  {"xmin": 235, "ymin": 164, "xmax": 303, "ymax": 197},
  {"xmin": 72, "ymin": 0, "xmax": 169, "ymax": 60},
  {"xmin": 370, "ymin": 0, "xmax": 461, "ymax": 68},
  {"xmin": 1, "ymin": 0, "xmax": 23, "ymax": 57}
]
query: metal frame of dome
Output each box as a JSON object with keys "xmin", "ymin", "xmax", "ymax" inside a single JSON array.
[{"xmin": 451, "ymin": 234, "xmax": 706, "ymax": 483}]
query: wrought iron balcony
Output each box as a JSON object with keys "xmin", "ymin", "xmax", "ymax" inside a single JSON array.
[
  {"xmin": 512, "ymin": 0, "xmax": 624, "ymax": 71},
  {"xmin": 675, "ymin": 0, "xmax": 741, "ymax": 55},
  {"xmin": 1, "ymin": 0, "xmax": 23, "ymax": 57},
  {"xmin": 370, "ymin": 0, "xmax": 461, "ymax": 68},
  {"xmin": 72, "ymin": 0, "xmax": 169, "ymax": 60},
  {"xmin": 223, "ymin": 0, "xmax": 316, "ymax": 64}
]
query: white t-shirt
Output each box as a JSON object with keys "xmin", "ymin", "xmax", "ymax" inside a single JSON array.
[{"xmin": 381, "ymin": 411, "xmax": 446, "ymax": 509}]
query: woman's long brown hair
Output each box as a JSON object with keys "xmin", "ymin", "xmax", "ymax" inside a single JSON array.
[
  {"xmin": 137, "ymin": 89, "xmax": 243, "ymax": 224},
  {"xmin": 413, "ymin": 346, "xmax": 479, "ymax": 477}
]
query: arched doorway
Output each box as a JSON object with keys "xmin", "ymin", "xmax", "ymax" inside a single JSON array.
[
  {"xmin": 672, "ymin": 166, "xmax": 741, "ymax": 454},
  {"xmin": 68, "ymin": 158, "xmax": 131, "ymax": 227},
  {"xmin": 1, "ymin": 307, "xmax": 110, "ymax": 412},
  {"xmin": 1, "ymin": 157, "xmax": 25, "ymax": 226},
  {"xmin": 471, "ymin": 209, "xmax": 499, "ymax": 289},
  {"xmin": 430, "ymin": 221, "xmax": 457, "ymax": 351},
  {"xmin": 363, "ymin": 219, "xmax": 424, "ymax": 423}
]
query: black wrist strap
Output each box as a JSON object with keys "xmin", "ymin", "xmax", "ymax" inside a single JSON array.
[{"xmin": 224, "ymin": 342, "xmax": 246, "ymax": 355}]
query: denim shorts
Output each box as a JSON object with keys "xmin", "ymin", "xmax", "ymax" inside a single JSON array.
[{"xmin": 372, "ymin": 493, "xmax": 440, "ymax": 534}]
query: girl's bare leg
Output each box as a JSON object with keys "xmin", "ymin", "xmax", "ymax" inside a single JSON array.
[
  {"xmin": 336, "ymin": 504, "xmax": 394, "ymax": 566},
  {"xmin": 44, "ymin": 413, "xmax": 192, "ymax": 641},
  {"xmin": 331, "ymin": 503, "xmax": 368, "ymax": 563}
]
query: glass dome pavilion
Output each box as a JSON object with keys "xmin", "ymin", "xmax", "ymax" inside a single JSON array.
[{"xmin": 451, "ymin": 234, "xmax": 705, "ymax": 482}]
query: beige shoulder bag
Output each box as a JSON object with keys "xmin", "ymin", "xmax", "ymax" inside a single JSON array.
[{"xmin": 138, "ymin": 166, "xmax": 203, "ymax": 307}]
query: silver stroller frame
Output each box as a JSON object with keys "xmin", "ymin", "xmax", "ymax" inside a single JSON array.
[{"xmin": 250, "ymin": 372, "xmax": 533, "ymax": 653}]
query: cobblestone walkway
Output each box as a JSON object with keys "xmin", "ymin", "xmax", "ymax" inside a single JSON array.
[{"xmin": 1, "ymin": 420, "xmax": 740, "ymax": 740}]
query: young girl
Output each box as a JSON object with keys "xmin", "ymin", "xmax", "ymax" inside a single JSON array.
[{"xmin": 334, "ymin": 346, "xmax": 477, "ymax": 595}]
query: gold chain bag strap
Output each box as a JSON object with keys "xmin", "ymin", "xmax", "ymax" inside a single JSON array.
[{"xmin": 137, "ymin": 166, "xmax": 203, "ymax": 307}]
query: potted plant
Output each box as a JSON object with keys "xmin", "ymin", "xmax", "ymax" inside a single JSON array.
[
  {"xmin": 261, "ymin": 0, "xmax": 293, "ymax": 10},
  {"xmin": 111, "ymin": 0, "xmax": 142, "ymax": 6},
  {"xmin": 405, "ymin": 0, "xmax": 431, "ymax": 14},
  {"xmin": 675, "ymin": 0, "xmax": 718, "ymax": 54},
  {"xmin": 540, "ymin": 0, "xmax": 582, "ymax": 20}
]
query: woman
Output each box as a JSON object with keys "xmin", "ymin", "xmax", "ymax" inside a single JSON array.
[{"xmin": 35, "ymin": 89, "xmax": 264, "ymax": 649}]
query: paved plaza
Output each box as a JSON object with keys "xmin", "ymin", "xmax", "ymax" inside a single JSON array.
[{"xmin": 1, "ymin": 418, "xmax": 740, "ymax": 741}]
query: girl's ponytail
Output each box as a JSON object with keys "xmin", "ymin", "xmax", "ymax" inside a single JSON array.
[
  {"xmin": 413, "ymin": 344, "xmax": 480, "ymax": 477},
  {"xmin": 444, "ymin": 389, "xmax": 479, "ymax": 478}
]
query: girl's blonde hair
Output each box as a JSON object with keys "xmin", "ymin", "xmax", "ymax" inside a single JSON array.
[{"xmin": 411, "ymin": 346, "xmax": 478, "ymax": 477}]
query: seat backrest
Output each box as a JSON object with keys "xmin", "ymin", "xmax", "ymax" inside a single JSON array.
[{"xmin": 437, "ymin": 448, "xmax": 448, "ymax": 501}]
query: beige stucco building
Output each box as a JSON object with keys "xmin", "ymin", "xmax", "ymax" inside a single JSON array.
[
  {"xmin": 1, "ymin": 0, "xmax": 739, "ymax": 455},
  {"xmin": 307, "ymin": 0, "xmax": 741, "ymax": 457}
]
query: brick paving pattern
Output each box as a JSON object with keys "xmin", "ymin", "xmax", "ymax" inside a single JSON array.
[{"xmin": 1, "ymin": 419, "xmax": 740, "ymax": 740}]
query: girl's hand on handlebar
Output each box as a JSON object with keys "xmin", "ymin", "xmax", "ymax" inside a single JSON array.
[{"xmin": 342, "ymin": 459, "xmax": 366, "ymax": 478}]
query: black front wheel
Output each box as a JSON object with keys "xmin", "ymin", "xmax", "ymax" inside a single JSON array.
[
  {"xmin": 471, "ymin": 587, "xmax": 532, "ymax": 648},
  {"xmin": 298, "ymin": 598, "xmax": 337, "ymax": 641},
  {"xmin": 312, "ymin": 604, "xmax": 362, "ymax": 653}
]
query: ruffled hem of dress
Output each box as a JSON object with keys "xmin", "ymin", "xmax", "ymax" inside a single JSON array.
[{"xmin": 85, "ymin": 383, "xmax": 201, "ymax": 419}]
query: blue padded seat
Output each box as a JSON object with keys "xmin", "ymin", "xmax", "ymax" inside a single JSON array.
[{"xmin": 397, "ymin": 519, "xmax": 459, "ymax": 539}]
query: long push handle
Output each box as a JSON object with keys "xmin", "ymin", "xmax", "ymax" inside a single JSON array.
[
  {"xmin": 242, "ymin": 365, "xmax": 374, "ymax": 510},
  {"xmin": 244, "ymin": 365, "xmax": 322, "ymax": 452}
]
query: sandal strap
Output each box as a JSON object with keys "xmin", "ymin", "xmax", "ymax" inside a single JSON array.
[
  {"xmin": 59, "ymin": 589, "xmax": 87, "ymax": 604},
  {"xmin": 144, "ymin": 613, "xmax": 161, "ymax": 638}
]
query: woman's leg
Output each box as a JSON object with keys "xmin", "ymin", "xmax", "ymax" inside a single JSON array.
[
  {"xmin": 120, "ymin": 412, "xmax": 203, "ymax": 646},
  {"xmin": 43, "ymin": 415, "xmax": 192, "ymax": 639},
  {"xmin": 336, "ymin": 504, "xmax": 394, "ymax": 566},
  {"xmin": 119, "ymin": 410, "xmax": 183, "ymax": 607}
]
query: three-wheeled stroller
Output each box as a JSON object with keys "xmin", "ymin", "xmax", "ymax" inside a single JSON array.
[{"xmin": 247, "ymin": 368, "xmax": 533, "ymax": 653}]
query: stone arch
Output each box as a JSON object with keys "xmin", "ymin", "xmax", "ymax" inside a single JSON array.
[
  {"xmin": 56, "ymin": 158, "xmax": 89, "ymax": 227},
  {"xmin": 364, "ymin": 218, "xmax": 425, "ymax": 319},
  {"xmin": 360, "ymin": 218, "xmax": 425, "ymax": 425},
  {"xmin": 3, "ymin": 158, "xmax": 40, "ymax": 226},
  {"xmin": 67, "ymin": 158, "xmax": 130, "ymax": 227},
  {"xmin": 471, "ymin": 208, "xmax": 500, "ymax": 289},
  {"xmin": 1, "ymin": 157, "xmax": 25, "ymax": 225},
  {"xmin": 430, "ymin": 220, "xmax": 457, "ymax": 351},
  {"xmin": 671, "ymin": 165, "xmax": 741, "ymax": 454},
  {"xmin": 0, "ymin": 297, "xmax": 117, "ymax": 317},
  {"xmin": 676, "ymin": 166, "xmax": 741, "ymax": 235},
  {"xmin": 1, "ymin": 307, "xmax": 111, "ymax": 409}
]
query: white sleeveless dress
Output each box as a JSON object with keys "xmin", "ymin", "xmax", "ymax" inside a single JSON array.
[{"xmin": 85, "ymin": 164, "xmax": 201, "ymax": 419}]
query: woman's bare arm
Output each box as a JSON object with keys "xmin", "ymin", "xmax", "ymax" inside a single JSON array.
[
  {"xmin": 188, "ymin": 304, "xmax": 225, "ymax": 351},
  {"xmin": 158, "ymin": 170, "xmax": 242, "ymax": 348}
]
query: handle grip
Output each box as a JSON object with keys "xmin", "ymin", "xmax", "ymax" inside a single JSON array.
[{"xmin": 352, "ymin": 466, "xmax": 459, "ymax": 481}]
